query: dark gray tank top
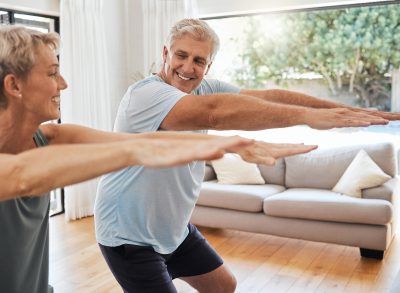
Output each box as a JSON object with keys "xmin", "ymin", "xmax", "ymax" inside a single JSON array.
[{"xmin": 0, "ymin": 129, "xmax": 51, "ymax": 293}]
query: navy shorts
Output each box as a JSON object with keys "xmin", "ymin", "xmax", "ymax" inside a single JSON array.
[{"xmin": 99, "ymin": 223, "xmax": 223, "ymax": 293}]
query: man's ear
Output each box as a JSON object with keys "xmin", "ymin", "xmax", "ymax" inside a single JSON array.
[
  {"xmin": 162, "ymin": 46, "xmax": 168, "ymax": 63},
  {"xmin": 3, "ymin": 74, "xmax": 22, "ymax": 99},
  {"xmin": 204, "ymin": 62, "xmax": 213, "ymax": 75}
]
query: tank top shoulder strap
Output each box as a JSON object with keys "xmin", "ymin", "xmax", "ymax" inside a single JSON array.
[{"xmin": 33, "ymin": 128, "xmax": 49, "ymax": 147}]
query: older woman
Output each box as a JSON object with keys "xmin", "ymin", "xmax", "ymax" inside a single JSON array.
[{"xmin": 0, "ymin": 26, "xmax": 318, "ymax": 293}]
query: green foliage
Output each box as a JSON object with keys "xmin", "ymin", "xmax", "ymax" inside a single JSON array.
[{"xmin": 235, "ymin": 5, "xmax": 400, "ymax": 110}]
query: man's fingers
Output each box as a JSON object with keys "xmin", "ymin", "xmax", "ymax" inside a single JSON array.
[
  {"xmin": 346, "ymin": 111, "xmax": 389, "ymax": 125},
  {"xmin": 374, "ymin": 112, "xmax": 400, "ymax": 120},
  {"xmin": 333, "ymin": 119, "xmax": 371, "ymax": 128},
  {"xmin": 319, "ymin": 108, "xmax": 389, "ymax": 129},
  {"xmin": 354, "ymin": 108, "xmax": 400, "ymax": 121}
]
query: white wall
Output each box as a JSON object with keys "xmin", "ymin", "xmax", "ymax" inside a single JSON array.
[
  {"xmin": 196, "ymin": 0, "xmax": 394, "ymax": 17},
  {"xmin": 0, "ymin": 0, "xmax": 59, "ymax": 16}
]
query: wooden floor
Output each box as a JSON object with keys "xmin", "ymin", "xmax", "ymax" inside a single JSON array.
[{"xmin": 49, "ymin": 215, "xmax": 400, "ymax": 293}]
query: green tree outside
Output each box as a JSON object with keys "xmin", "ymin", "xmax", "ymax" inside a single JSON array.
[{"xmin": 235, "ymin": 5, "xmax": 400, "ymax": 110}]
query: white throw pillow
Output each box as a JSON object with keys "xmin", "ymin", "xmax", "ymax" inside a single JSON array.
[
  {"xmin": 211, "ymin": 154, "xmax": 265, "ymax": 185},
  {"xmin": 332, "ymin": 149, "xmax": 391, "ymax": 197}
]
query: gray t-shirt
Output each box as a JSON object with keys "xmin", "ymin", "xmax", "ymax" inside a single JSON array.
[
  {"xmin": 0, "ymin": 129, "xmax": 51, "ymax": 293},
  {"xmin": 95, "ymin": 76, "xmax": 240, "ymax": 254}
]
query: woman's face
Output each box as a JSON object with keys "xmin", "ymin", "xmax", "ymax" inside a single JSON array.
[{"xmin": 19, "ymin": 43, "xmax": 67, "ymax": 123}]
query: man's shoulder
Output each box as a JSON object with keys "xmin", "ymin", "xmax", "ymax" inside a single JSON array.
[
  {"xmin": 195, "ymin": 78, "xmax": 239, "ymax": 95},
  {"xmin": 131, "ymin": 75, "xmax": 163, "ymax": 89},
  {"xmin": 130, "ymin": 75, "xmax": 180, "ymax": 94}
]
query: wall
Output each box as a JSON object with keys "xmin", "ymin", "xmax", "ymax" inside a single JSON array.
[
  {"xmin": 196, "ymin": 0, "xmax": 394, "ymax": 17},
  {"xmin": 0, "ymin": 0, "xmax": 59, "ymax": 16}
]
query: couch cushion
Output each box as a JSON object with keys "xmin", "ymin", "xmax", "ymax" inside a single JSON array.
[
  {"xmin": 211, "ymin": 154, "xmax": 265, "ymax": 185},
  {"xmin": 199, "ymin": 180, "xmax": 285, "ymax": 212},
  {"xmin": 258, "ymin": 158, "xmax": 285, "ymax": 185},
  {"xmin": 263, "ymin": 188, "xmax": 393, "ymax": 225},
  {"xmin": 285, "ymin": 142, "xmax": 396, "ymax": 189}
]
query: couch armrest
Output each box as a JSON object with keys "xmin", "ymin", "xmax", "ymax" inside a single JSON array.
[{"xmin": 362, "ymin": 177, "xmax": 399, "ymax": 203}]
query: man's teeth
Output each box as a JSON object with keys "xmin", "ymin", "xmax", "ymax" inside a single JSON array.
[
  {"xmin": 52, "ymin": 97, "xmax": 60, "ymax": 103},
  {"xmin": 178, "ymin": 73, "xmax": 190, "ymax": 81}
]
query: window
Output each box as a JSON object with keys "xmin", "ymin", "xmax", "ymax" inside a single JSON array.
[
  {"xmin": 1, "ymin": 8, "xmax": 63, "ymax": 216},
  {"xmin": 205, "ymin": 2, "xmax": 400, "ymax": 144},
  {"xmin": 0, "ymin": 10, "xmax": 10, "ymax": 25},
  {"xmin": 14, "ymin": 13, "xmax": 56, "ymax": 32}
]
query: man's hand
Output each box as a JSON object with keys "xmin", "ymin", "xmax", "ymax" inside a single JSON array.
[
  {"xmin": 350, "ymin": 107, "xmax": 400, "ymax": 121},
  {"xmin": 134, "ymin": 136, "xmax": 254, "ymax": 168},
  {"xmin": 304, "ymin": 108, "xmax": 389, "ymax": 130},
  {"xmin": 228, "ymin": 141, "xmax": 318, "ymax": 165}
]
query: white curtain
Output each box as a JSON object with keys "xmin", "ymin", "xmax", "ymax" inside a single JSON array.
[
  {"xmin": 60, "ymin": 0, "xmax": 112, "ymax": 220},
  {"xmin": 141, "ymin": 0, "xmax": 198, "ymax": 75}
]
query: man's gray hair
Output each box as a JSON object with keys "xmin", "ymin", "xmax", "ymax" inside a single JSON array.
[
  {"xmin": 165, "ymin": 18, "xmax": 220, "ymax": 62},
  {"xmin": 0, "ymin": 25, "xmax": 59, "ymax": 108}
]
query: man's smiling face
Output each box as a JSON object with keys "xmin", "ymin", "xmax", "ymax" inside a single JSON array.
[{"xmin": 160, "ymin": 35, "xmax": 213, "ymax": 93}]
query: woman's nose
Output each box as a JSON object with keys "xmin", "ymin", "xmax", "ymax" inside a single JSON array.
[{"xmin": 58, "ymin": 74, "xmax": 68, "ymax": 90}]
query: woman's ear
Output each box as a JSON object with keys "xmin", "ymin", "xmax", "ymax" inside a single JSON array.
[{"xmin": 3, "ymin": 74, "xmax": 22, "ymax": 99}]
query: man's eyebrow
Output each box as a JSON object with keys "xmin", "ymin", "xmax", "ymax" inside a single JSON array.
[
  {"xmin": 48, "ymin": 64, "xmax": 60, "ymax": 68},
  {"xmin": 175, "ymin": 50, "xmax": 188, "ymax": 54},
  {"xmin": 175, "ymin": 50, "xmax": 208, "ymax": 61}
]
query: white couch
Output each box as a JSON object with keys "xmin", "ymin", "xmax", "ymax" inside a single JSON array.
[{"xmin": 191, "ymin": 142, "xmax": 399, "ymax": 259}]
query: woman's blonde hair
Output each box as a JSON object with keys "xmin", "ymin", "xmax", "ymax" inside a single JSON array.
[
  {"xmin": 165, "ymin": 18, "xmax": 220, "ymax": 62},
  {"xmin": 0, "ymin": 26, "xmax": 60, "ymax": 107}
]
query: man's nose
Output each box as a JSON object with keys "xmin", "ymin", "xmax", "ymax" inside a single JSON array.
[{"xmin": 181, "ymin": 60, "xmax": 195, "ymax": 73}]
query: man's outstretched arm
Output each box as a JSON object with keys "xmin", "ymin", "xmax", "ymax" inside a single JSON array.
[
  {"xmin": 160, "ymin": 92, "xmax": 388, "ymax": 131},
  {"xmin": 240, "ymin": 88, "xmax": 400, "ymax": 120}
]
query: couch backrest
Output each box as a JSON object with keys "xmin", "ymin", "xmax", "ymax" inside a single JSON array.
[
  {"xmin": 284, "ymin": 142, "xmax": 397, "ymax": 189},
  {"xmin": 258, "ymin": 158, "xmax": 285, "ymax": 185},
  {"xmin": 204, "ymin": 159, "xmax": 286, "ymax": 185}
]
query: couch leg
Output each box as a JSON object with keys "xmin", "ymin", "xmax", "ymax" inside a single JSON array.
[{"xmin": 359, "ymin": 248, "xmax": 384, "ymax": 260}]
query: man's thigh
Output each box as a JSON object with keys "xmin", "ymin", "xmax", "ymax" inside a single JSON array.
[
  {"xmin": 167, "ymin": 223, "xmax": 235, "ymax": 293},
  {"xmin": 99, "ymin": 244, "xmax": 177, "ymax": 293},
  {"xmin": 180, "ymin": 264, "xmax": 236, "ymax": 293},
  {"xmin": 167, "ymin": 223, "xmax": 224, "ymax": 279}
]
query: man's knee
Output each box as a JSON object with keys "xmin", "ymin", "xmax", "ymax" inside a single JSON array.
[
  {"xmin": 225, "ymin": 274, "xmax": 237, "ymax": 293},
  {"xmin": 216, "ymin": 270, "xmax": 236, "ymax": 293}
]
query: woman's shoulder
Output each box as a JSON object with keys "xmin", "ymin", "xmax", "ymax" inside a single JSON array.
[{"xmin": 38, "ymin": 123, "xmax": 59, "ymax": 144}]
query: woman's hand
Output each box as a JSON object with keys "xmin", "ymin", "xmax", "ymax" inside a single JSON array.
[{"xmin": 228, "ymin": 141, "xmax": 318, "ymax": 165}]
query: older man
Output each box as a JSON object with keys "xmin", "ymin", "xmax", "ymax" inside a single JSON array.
[{"xmin": 95, "ymin": 19, "xmax": 399, "ymax": 293}]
